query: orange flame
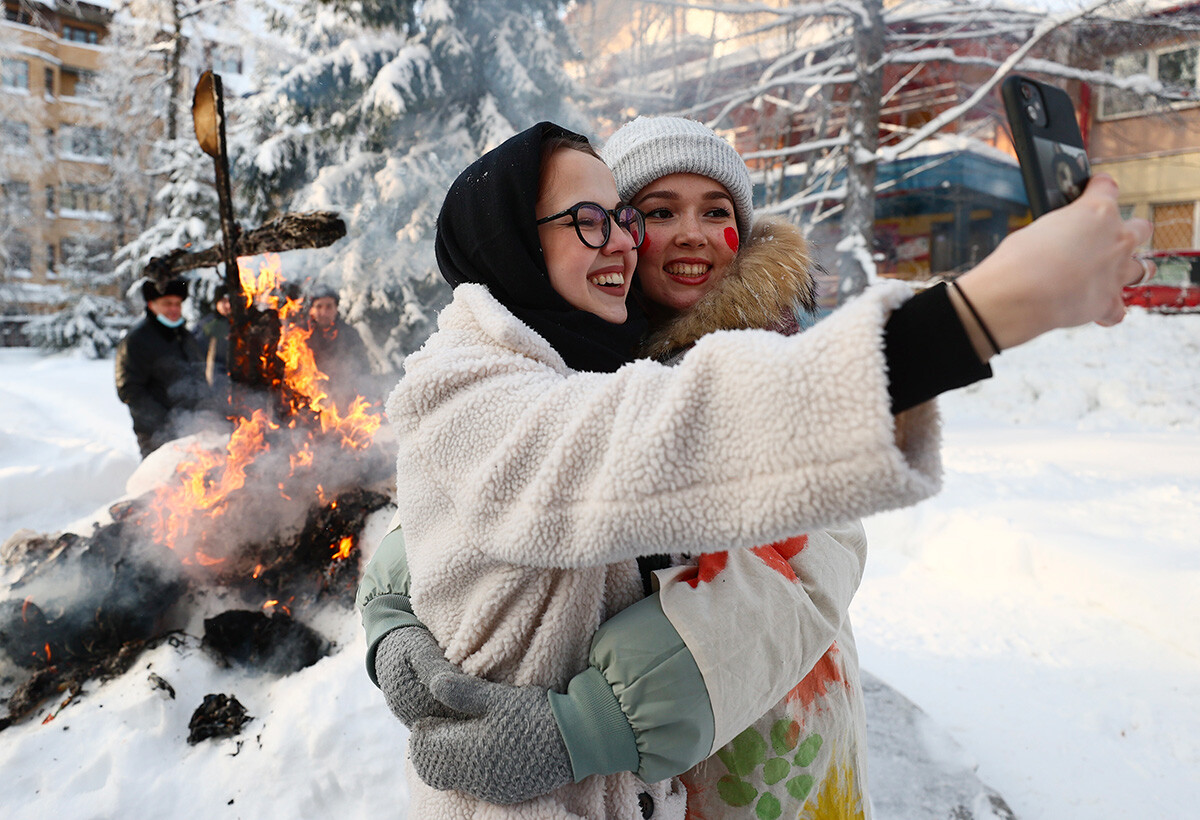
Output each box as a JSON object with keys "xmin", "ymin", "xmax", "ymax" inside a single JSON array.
[
  {"xmin": 145, "ymin": 254, "xmax": 383, "ymax": 570},
  {"xmin": 148, "ymin": 409, "xmax": 277, "ymax": 554},
  {"xmin": 332, "ymin": 536, "xmax": 354, "ymax": 561}
]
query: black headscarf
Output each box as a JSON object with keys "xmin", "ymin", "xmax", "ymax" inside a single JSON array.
[{"xmin": 435, "ymin": 122, "xmax": 648, "ymax": 373}]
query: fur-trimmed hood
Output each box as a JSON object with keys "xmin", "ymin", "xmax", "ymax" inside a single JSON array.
[{"xmin": 640, "ymin": 216, "xmax": 818, "ymax": 361}]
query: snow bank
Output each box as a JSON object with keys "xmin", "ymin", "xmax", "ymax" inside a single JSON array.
[{"xmin": 1, "ymin": 310, "xmax": 1197, "ymax": 820}]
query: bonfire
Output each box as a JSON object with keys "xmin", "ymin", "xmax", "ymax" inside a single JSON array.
[{"xmin": 0, "ymin": 255, "xmax": 394, "ymax": 732}]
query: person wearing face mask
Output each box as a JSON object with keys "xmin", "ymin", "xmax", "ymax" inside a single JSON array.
[
  {"xmin": 365, "ymin": 120, "xmax": 1149, "ymax": 819},
  {"xmin": 115, "ymin": 278, "xmax": 217, "ymax": 458}
]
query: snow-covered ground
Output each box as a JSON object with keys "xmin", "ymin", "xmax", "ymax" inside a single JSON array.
[{"xmin": 0, "ymin": 308, "xmax": 1198, "ymax": 819}]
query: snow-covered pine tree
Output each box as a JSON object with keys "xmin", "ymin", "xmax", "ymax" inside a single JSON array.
[
  {"xmin": 237, "ymin": 0, "xmax": 589, "ymax": 372},
  {"xmin": 22, "ymin": 293, "xmax": 131, "ymax": 358},
  {"xmin": 108, "ymin": 0, "xmax": 251, "ymax": 312},
  {"xmin": 112, "ymin": 135, "xmax": 222, "ymax": 306}
]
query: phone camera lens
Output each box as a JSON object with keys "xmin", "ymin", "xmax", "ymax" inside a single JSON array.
[
  {"xmin": 1026, "ymin": 104, "xmax": 1039, "ymax": 120},
  {"xmin": 1021, "ymin": 84, "xmax": 1034, "ymax": 100}
]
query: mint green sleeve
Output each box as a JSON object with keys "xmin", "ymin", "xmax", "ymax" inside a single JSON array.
[
  {"xmin": 551, "ymin": 592, "xmax": 716, "ymax": 784},
  {"xmin": 356, "ymin": 525, "xmax": 423, "ymax": 686},
  {"xmin": 358, "ymin": 526, "xmax": 716, "ymax": 781}
]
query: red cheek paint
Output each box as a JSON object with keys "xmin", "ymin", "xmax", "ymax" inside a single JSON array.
[
  {"xmin": 639, "ymin": 234, "xmax": 650, "ymax": 251},
  {"xmin": 724, "ymin": 227, "xmax": 739, "ymax": 252}
]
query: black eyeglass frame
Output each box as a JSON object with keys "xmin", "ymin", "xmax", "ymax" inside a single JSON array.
[{"xmin": 536, "ymin": 201, "xmax": 646, "ymax": 250}]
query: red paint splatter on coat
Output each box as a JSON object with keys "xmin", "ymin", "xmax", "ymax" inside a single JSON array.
[
  {"xmin": 679, "ymin": 552, "xmax": 729, "ymax": 588},
  {"xmin": 677, "ymin": 535, "xmax": 808, "ymax": 588},
  {"xmin": 786, "ymin": 642, "xmax": 847, "ymax": 710}
]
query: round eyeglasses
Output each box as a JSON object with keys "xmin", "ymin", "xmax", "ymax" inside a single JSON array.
[{"xmin": 536, "ymin": 202, "xmax": 646, "ymax": 250}]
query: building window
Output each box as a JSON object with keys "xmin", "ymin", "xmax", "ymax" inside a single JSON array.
[
  {"xmin": 1, "ymin": 58, "xmax": 30, "ymax": 90},
  {"xmin": 61, "ymin": 68, "xmax": 97, "ymax": 98},
  {"xmin": 1, "ymin": 119, "xmax": 30, "ymax": 152},
  {"xmin": 46, "ymin": 243, "xmax": 57, "ymax": 276},
  {"xmin": 1102, "ymin": 45, "xmax": 1200, "ymax": 118},
  {"xmin": 60, "ymin": 237, "xmax": 113, "ymax": 275},
  {"xmin": 2, "ymin": 180, "xmax": 32, "ymax": 214},
  {"xmin": 1151, "ymin": 201, "xmax": 1197, "ymax": 251},
  {"xmin": 5, "ymin": 5, "xmax": 33, "ymax": 25},
  {"xmin": 45, "ymin": 185, "xmax": 55, "ymax": 214},
  {"xmin": 62, "ymin": 25, "xmax": 101, "ymax": 45},
  {"xmin": 3, "ymin": 238, "xmax": 33, "ymax": 277},
  {"xmin": 44, "ymin": 67, "xmax": 54, "ymax": 96},
  {"xmin": 1158, "ymin": 46, "xmax": 1198, "ymax": 97},
  {"xmin": 60, "ymin": 125, "xmax": 110, "ymax": 161},
  {"xmin": 59, "ymin": 182, "xmax": 109, "ymax": 215}
]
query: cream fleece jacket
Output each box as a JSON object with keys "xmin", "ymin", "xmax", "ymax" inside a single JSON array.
[{"xmin": 387, "ymin": 279, "xmax": 941, "ymax": 819}]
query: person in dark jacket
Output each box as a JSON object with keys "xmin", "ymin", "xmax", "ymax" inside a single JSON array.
[
  {"xmin": 305, "ymin": 284, "xmax": 373, "ymax": 406},
  {"xmin": 115, "ymin": 278, "xmax": 219, "ymax": 457},
  {"xmin": 193, "ymin": 284, "xmax": 232, "ymax": 386}
]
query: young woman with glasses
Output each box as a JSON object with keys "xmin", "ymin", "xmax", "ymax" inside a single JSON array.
[{"xmin": 363, "ymin": 120, "xmax": 1150, "ymax": 820}]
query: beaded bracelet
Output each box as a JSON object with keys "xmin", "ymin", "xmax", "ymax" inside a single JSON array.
[{"xmin": 950, "ymin": 280, "xmax": 1001, "ymax": 356}]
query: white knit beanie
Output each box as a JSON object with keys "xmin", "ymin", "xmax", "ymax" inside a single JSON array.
[{"xmin": 602, "ymin": 116, "xmax": 754, "ymax": 241}]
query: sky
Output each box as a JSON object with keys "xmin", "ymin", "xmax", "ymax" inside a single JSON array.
[{"xmin": 0, "ymin": 306, "xmax": 1198, "ymax": 819}]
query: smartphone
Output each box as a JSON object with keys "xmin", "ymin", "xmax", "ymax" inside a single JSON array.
[{"xmin": 1002, "ymin": 75, "xmax": 1091, "ymax": 218}]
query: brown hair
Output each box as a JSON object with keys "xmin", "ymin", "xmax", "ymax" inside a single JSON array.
[{"xmin": 538, "ymin": 135, "xmax": 602, "ymax": 201}]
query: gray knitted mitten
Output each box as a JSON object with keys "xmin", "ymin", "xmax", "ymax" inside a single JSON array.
[
  {"xmin": 409, "ymin": 672, "xmax": 574, "ymax": 804},
  {"xmin": 374, "ymin": 627, "xmax": 472, "ymax": 727}
]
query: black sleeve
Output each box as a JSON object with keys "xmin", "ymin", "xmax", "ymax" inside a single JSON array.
[{"xmin": 884, "ymin": 282, "xmax": 993, "ymax": 414}]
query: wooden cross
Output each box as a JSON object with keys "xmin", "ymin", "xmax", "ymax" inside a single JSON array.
[{"xmin": 145, "ymin": 72, "xmax": 346, "ymax": 419}]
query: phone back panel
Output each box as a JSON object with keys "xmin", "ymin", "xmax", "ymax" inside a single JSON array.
[{"xmin": 1002, "ymin": 75, "xmax": 1091, "ymax": 218}]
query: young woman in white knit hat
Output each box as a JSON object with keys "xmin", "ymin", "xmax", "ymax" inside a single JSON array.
[{"xmin": 360, "ymin": 118, "xmax": 1151, "ymax": 820}]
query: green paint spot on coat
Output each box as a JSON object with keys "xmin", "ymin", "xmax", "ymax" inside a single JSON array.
[
  {"xmin": 770, "ymin": 718, "xmax": 800, "ymax": 755},
  {"xmin": 724, "ymin": 727, "xmax": 768, "ymax": 777},
  {"xmin": 756, "ymin": 791, "xmax": 782, "ymax": 820},
  {"xmin": 763, "ymin": 757, "xmax": 789, "ymax": 785},
  {"xmin": 786, "ymin": 773, "xmax": 815, "ymax": 801},
  {"xmin": 716, "ymin": 775, "xmax": 758, "ymax": 807},
  {"xmin": 794, "ymin": 732, "xmax": 823, "ymax": 767}
]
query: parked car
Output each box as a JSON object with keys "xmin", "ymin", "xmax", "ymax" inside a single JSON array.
[{"xmin": 1123, "ymin": 251, "xmax": 1200, "ymax": 313}]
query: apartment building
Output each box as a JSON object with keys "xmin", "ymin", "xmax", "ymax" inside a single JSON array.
[
  {"xmin": 1, "ymin": 0, "xmax": 114, "ymax": 309},
  {"xmin": 1087, "ymin": 5, "xmax": 1200, "ymax": 257}
]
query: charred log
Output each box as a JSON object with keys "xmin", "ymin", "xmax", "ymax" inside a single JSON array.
[
  {"xmin": 144, "ymin": 212, "xmax": 347, "ymax": 281},
  {"xmin": 215, "ymin": 487, "xmax": 390, "ymax": 605},
  {"xmin": 203, "ymin": 610, "xmax": 326, "ymax": 675},
  {"xmin": 1, "ymin": 638, "xmax": 150, "ymax": 731},
  {"xmin": 0, "ymin": 523, "xmax": 184, "ymax": 670},
  {"xmin": 228, "ymin": 304, "xmax": 286, "ymax": 418},
  {"xmin": 187, "ymin": 693, "xmax": 251, "ymax": 744}
]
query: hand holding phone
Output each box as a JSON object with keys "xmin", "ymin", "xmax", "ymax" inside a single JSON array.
[{"xmin": 1002, "ymin": 75, "xmax": 1091, "ymax": 218}]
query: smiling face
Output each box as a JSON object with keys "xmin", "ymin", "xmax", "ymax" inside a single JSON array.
[
  {"xmin": 631, "ymin": 172, "xmax": 739, "ymax": 319},
  {"xmin": 536, "ymin": 147, "xmax": 637, "ymax": 325}
]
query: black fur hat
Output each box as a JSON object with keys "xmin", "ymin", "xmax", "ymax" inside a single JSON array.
[{"xmin": 142, "ymin": 278, "xmax": 189, "ymax": 302}]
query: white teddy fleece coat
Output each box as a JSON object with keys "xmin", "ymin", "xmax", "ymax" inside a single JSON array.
[{"xmin": 387, "ymin": 278, "xmax": 942, "ymax": 819}]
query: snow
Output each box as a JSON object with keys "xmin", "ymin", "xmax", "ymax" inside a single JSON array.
[{"xmin": 1, "ymin": 308, "xmax": 1199, "ymax": 819}]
